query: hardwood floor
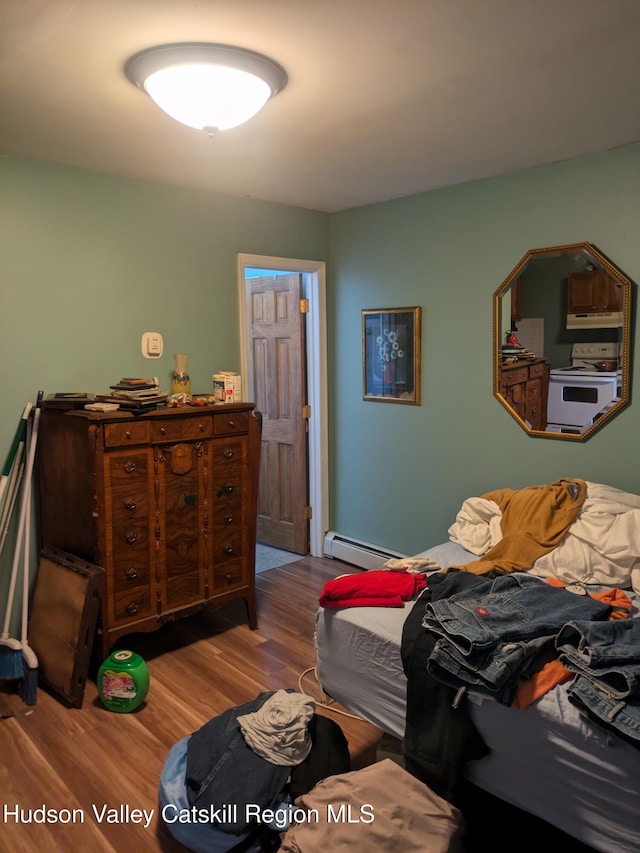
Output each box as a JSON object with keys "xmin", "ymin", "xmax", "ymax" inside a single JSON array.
[{"xmin": 0, "ymin": 556, "xmax": 381, "ymax": 853}]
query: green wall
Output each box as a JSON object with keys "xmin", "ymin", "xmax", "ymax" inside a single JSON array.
[
  {"xmin": 0, "ymin": 157, "xmax": 329, "ymax": 631},
  {"xmin": 328, "ymin": 143, "xmax": 640, "ymax": 556},
  {"xmin": 2, "ymin": 145, "xmax": 640, "ymax": 632}
]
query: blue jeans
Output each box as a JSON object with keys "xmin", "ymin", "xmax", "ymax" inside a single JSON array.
[
  {"xmin": 427, "ymin": 632, "xmax": 554, "ymax": 705},
  {"xmin": 160, "ymin": 736, "xmax": 292, "ymax": 853},
  {"xmin": 557, "ymin": 620, "xmax": 640, "ymax": 744},
  {"xmin": 423, "ymin": 575, "xmax": 611, "ymax": 704},
  {"xmin": 423, "ymin": 574, "xmax": 611, "ymax": 654}
]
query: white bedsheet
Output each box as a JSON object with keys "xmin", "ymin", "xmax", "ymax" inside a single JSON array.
[{"xmin": 448, "ymin": 481, "xmax": 640, "ymax": 594}]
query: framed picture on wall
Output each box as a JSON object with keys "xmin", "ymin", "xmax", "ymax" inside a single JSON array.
[{"xmin": 362, "ymin": 307, "xmax": 421, "ymax": 404}]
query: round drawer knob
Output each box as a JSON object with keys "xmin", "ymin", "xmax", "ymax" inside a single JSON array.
[
  {"xmin": 126, "ymin": 568, "xmax": 138, "ymax": 580},
  {"xmin": 160, "ymin": 427, "xmax": 167, "ymax": 436},
  {"xmin": 124, "ymin": 498, "xmax": 137, "ymax": 511},
  {"xmin": 224, "ymin": 573, "xmax": 233, "ymax": 583},
  {"xmin": 228, "ymin": 420, "xmax": 236, "ymax": 428},
  {"xmin": 126, "ymin": 531, "xmax": 138, "ymax": 544},
  {"xmin": 224, "ymin": 448, "xmax": 234, "ymax": 458},
  {"xmin": 224, "ymin": 514, "xmax": 234, "ymax": 525},
  {"xmin": 198, "ymin": 423, "xmax": 205, "ymax": 432},
  {"xmin": 125, "ymin": 430, "xmax": 132, "ymax": 440},
  {"xmin": 224, "ymin": 544, "xmax": 234, "ymax": 555},
  {"xmin": 126, "ymin": 602, "xmax": 139, "ymax": 615},
  {"xmin": 124, "ymin": 461, "xmax": 137, "ymax": 473}
]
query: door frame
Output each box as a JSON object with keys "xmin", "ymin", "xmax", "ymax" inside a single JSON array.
[{"xmin": 237, "ymin": 253, "xmax": 328, "ymax": 558}]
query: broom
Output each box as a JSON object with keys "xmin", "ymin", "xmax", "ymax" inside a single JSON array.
[
  {"xmin": 17, "ymin": 418, "xmax": 38, "ymax": 705},
  {"xmin": 0, "ymin": 406, "xmax": 40, "ymax": 681}
]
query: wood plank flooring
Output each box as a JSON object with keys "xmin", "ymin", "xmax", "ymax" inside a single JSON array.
[{"xmin": 0, "ymin": 556, "xmax": 381, "ymax": 853}]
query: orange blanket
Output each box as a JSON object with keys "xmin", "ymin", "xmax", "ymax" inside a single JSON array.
[{"xmin": 446, "ymin": 478, "xmax": 587, "ymax": 575}]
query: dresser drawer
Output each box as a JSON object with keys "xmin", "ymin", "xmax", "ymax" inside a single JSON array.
[
  {"xmin": 212, "ymin": 498, "xmax": 243, "ymax": 534},
  {"xmin": 151, "ymin": 416, "xmax": 212, "ymax": 442},
  {"xmin": 210, "ymin": 437, "xmax": 246, "ymax": 468},
  {"xmin": 213, "ymin": 529, "xmax": 243, "ymax": 563},
  {"xmin": 104, "ymin": 421, "xmax": 150, "ymax": 448},
  {"xmin": 104, "ymin": 450, "xmax": 151, "ymax": 487},
  {"xmin": 110, "ymin": 480, "xmax": 151, "ymax": 520},
  {"xmin": 212, "ymin": 558, "xmax": 245, "ymax": 591},
  {"xmin": 501, "ymin": 366, "xmax": 530, "ymax": 386},
  {"xmin": 525, "ymin": 379, "xmax": 541, "ymax": 401},
  {"xmin": 112, "ymin": 559, "xmax": 152, "ymax": 594},
  {"xmin": 112, "ymin": 587, "xmax": 154, "ymax": 625},
  {"xmin": 528, "ymin": 361, "xmax": 548, "ymax": 380},
  {"xmin": 213, "ymin": 411, "xmax": 250, "ymax": 435}
]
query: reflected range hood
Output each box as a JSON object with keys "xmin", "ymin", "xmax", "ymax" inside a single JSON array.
[{"xmin": 566, "ymin": 311, "xmax": 624, "ymax": 330}]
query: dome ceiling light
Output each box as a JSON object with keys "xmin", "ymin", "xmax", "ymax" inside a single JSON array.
[{"xmin": 125, "ymin": 43, "xmax": 287, "ymax": 134}]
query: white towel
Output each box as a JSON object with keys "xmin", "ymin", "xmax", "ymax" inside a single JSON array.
[{"xmin": 384, "ymin": 556, "xmax": 440, "ymax": 573}]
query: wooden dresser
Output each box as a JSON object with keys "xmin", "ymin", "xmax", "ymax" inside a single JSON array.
[
  {"xmin": 498, "ymin": 358, "xmax": 549, "ymax": 431},
  {"xmin": 37, "ymin": 402, "xmax": 262, "ymax": 658}
]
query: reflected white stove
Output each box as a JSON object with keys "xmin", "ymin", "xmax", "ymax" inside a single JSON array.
[{"xmin": 547, "ymin": 343, "xmax": 621, "ymax": 433}]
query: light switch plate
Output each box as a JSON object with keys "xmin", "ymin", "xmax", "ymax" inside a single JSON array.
[{"xmin": 142, "ymin": 332, "xmax": 163, "ymax": 359}]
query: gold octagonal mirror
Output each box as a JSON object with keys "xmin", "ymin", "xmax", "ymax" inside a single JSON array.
[{"xmin": 493, "ymin": 242, "xmax": 632, "ymax": 441}]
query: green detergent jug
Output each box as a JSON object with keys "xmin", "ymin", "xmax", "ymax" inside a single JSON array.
[{"xmin": 97, "ymin": 650, "xmax": 149, "ymax": 713}]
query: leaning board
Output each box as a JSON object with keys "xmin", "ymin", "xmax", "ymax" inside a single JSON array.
[{"xmin": 29, "ymin": 545, "xmax": 103, "ymax": 707}]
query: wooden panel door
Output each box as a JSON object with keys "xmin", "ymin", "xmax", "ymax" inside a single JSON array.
[{"xmin": 245, "ymin": 273, "xmax": 308, "ymax": 554}]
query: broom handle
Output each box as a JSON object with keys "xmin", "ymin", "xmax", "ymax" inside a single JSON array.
[
  {"xmin": 0, "ymin": 441, "xmax": 25, "ymax": 539},
  {"xmin": 0, "ymin": 458, "xmax": 26, "ymax": 638},
  {"xmin": 21, "ymin": 419, "xmax": 32, "ymax": 646},
  {"xmin": 3, "ymin": 408, "xmax": 40, "ymax": 638},
  {"xmin": 0, "ymin": 403, "xmax": 32, "ymax": 508}
]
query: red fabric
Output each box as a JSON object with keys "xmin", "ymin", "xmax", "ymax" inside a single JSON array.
[{"xmin": 319, "ymin": 570, "xmax": 427, "ymax": 609}]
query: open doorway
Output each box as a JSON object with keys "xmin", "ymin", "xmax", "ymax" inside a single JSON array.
[{"xmin": 237, "ymin": 254, "xmax": 328, "ymax": 559}]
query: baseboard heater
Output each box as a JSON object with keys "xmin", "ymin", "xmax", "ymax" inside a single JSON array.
[{"xmin": 323, "ymin": 531, "xmax": 407, "ymax": 571}]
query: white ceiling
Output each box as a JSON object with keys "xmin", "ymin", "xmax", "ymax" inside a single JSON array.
[{"xmin": 2, "ymin": 0, "xmax": 640, "ymax": 213}]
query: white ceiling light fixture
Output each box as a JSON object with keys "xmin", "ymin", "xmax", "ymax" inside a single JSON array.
[{"xmin": 125, "ymin": 43, "xmax": 287, "ymax": 134}]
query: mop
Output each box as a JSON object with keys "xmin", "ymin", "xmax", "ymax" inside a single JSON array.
[{"xmin": 0, "ymin": 407, "xmax": 40, "ymax": 681}]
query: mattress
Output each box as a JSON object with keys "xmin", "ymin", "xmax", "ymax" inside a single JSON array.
[{"xmin": 315, "ymin": 541, "xmax": 640, "ymax": 853}]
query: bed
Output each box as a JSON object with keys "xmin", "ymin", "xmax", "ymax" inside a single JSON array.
[{"xmin": 315, "ymin": 481, "xmax": 640, "ymax": 853}]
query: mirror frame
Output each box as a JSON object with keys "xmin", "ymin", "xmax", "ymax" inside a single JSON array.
[{"xmin": 493, "ymin": 242, "xmax": 632, "ymax": 441}]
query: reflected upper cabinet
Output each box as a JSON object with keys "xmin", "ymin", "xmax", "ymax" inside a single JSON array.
[{"xmin": 493, "ymin": 242, "xmax": 632, "ymax": 441}]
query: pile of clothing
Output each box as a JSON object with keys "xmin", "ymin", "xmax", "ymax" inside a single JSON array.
[
  {"xmin": 402, "ymin": 570, "xmax": 636, "ymax": 803},
  {"xmin": 159, "ymin": 690, "xmax": 351, "ymax": 853}
]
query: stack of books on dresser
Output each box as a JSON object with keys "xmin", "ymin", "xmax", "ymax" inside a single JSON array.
[
  {"xmin": 500, "ymin": 346, "xmax": 537, "ymax": 363},
  {"xmin": 97, "ymin": 377, "xmax": 168, "ymax": 409}
]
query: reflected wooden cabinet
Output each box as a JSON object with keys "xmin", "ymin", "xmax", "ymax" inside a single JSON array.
[
  {"xmin": 567, "ymin": 270, "xmax": 623, "ymax": 314},
  {"xmin": 38, "ymin": 403, "xmax": 262, "ymax": 658},
  {"xmin": 499, "ymin": 358, "xmax": 549, "ymax": 432}
]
